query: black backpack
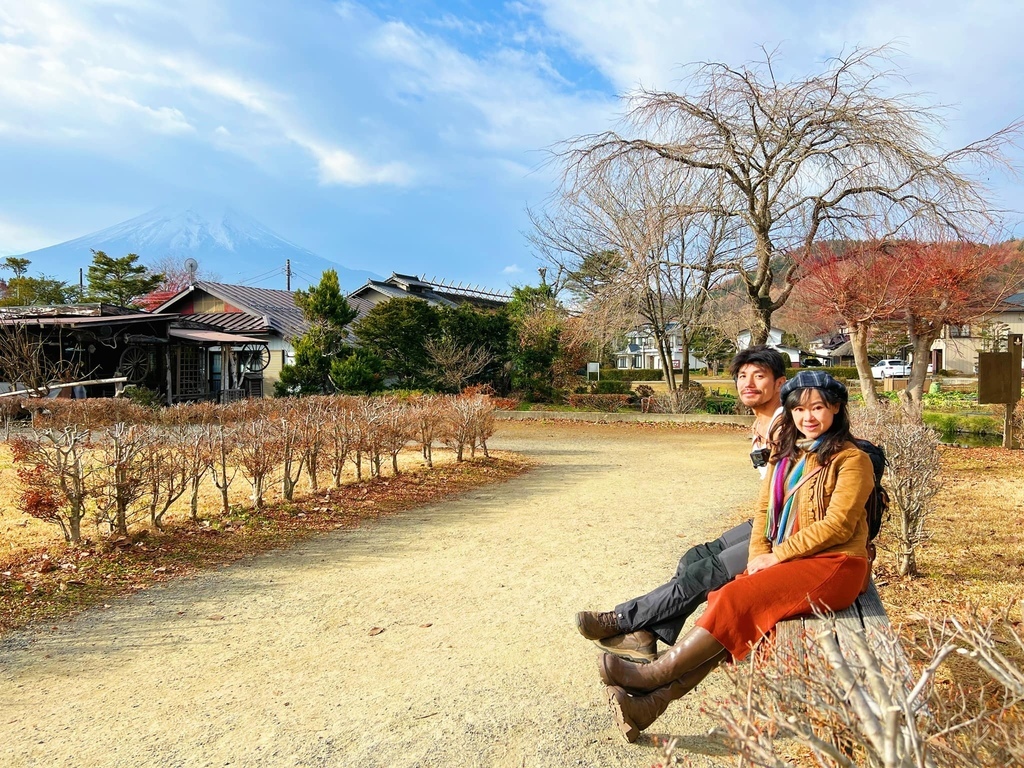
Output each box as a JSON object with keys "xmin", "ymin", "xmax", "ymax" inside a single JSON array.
[{"xmin": 852, "ymin": 438, "xmax": 889, "ymax": 541}]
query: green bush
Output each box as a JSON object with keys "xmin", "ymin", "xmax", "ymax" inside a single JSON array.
[
  {"xmin": 922, "ymin": 412, "xmax": 1000, "ymax": 436},
  {"xmin": 122, "ymin": 385, "xmax": 163, "ymax": 408},
  {"xmin": 921, "ymin": 390, "xmax": 978, "ymax": 411},
  {"xmin": 567, "ymin": 394, "xmax": 635, "ymax": 412},
  {"xmin": 592, "ymin": 380, "xmax": 633, "ymax": 395},
  {"xmin": 785, "ymin": 366, "xmax": 859, "ymax": 381},
  {"xmin": 600, "ymin": 368, "xmax": 665, "ymax": 381},
  {"xmin": 704, "ymin": 392, "xmax": 738, "ymax": 414}
]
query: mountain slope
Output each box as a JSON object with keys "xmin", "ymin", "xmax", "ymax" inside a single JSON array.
[{"xmin": 12, "ymin": 204, "xmax": 380, "ymax": 292}]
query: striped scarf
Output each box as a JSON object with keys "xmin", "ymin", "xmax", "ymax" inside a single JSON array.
[{"xmin": 765, "ymin": 440, "xmax": 821, "ymax": 545}]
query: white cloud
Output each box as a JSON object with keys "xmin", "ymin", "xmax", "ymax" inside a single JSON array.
[
  {"xmin": 531, "ymin": 0, "xmax": 1024, "ymax": 142},
  {"xmin": 367, "ymin": 19, "xmax": 616, "ymax": 153},
  {"xmin": 502, "ymin": 264, "xmax": 523, "ymax": 274},
  {"xmin": 0, "ymin": 2, "xmax": 411, "ymax": 187}
]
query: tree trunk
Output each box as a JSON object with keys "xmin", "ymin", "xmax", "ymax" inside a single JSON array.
[
  {"xmin": 678, "ymin": 336, "xmax": 691, "ymax": 390},
  {"xmin": 655, "ymin": 333, "xmax": 676, "ymax": 391},
  {"xmin": 69, "ymin": 512, "xmax": 82, "ymax": 545},
  {"xmin": 850, "ymin": 324, "xmax": 879, "ymax": 409},
  {"xmin": 749, "ymin": 306, "xmax": 771, "ymax": 347},
  {"xmin": 900, "ymin": 328, "xmax": 936, "ymax": 420},
  {"xmin": 190, "ymin": 477, "xmax": 201, "ymax": 521}
]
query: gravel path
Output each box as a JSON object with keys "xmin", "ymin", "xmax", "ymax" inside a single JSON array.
[{"xmin": 0, "ymin": 422, "xmax": 760, "ymax": 768}]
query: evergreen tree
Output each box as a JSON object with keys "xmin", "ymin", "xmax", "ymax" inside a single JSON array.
[
  {"xmin": 275, "ymin": 269, "xmax": 359, "ymax": 396},
  {"xmin": 330, "ymin": 349, "xmax": 384, "ymax": 394},
  {"xmin": 353, "ymin": 297, "xmax": 441, "ymax": 388},
  {"xmin": 506, "ymin": 283, "xmax": 564, "ymax": 401},
  {"xmin": 86, "ymin": 250, "xmax": 164, "ymax": 307},
  {"xmin": 0, "ymin": 275, "xmax": 81, "ymax": 306}
]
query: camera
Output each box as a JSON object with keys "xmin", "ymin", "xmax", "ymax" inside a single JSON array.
[{"xmin": 749, "ymin": 447, "xmax": 770, "ymax": 469}]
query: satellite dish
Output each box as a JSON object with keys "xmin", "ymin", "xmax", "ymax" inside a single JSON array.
[{"xmin": 184, "ymin": 258, "xmax": 199, "ymax": 284}]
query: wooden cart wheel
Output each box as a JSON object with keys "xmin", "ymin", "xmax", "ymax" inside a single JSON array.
[
  {"xmin": 240, "ymin": 343, "xmax": 271, "ymax": 372},
  {"xmin": 119, "ymin": 345, "xmax": 151, "ymax": 383}
]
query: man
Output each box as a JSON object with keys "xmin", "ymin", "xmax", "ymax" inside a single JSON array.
[{"xmin": 575, "ymin": 345, "xmax": 786, "ymax": 662}]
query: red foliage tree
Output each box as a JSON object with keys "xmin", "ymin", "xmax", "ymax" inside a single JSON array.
[{"xmin": 795, "ymin": 240, "xmax": 1022, "ymax": 410}]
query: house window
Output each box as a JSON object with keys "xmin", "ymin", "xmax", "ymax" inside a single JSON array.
[
  {"xmin": 949, "ymin": 324, "xmax": 971, "ymax": 338},
  {"xmin": 633, "ymin": 355, "xmax": 643, "ymax": 368},
  {"xmin": 617, "ymin": 357, "xmax": 627, "ymax": 369}
]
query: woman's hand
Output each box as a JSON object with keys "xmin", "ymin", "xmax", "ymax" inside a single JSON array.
[{"xmin": 747, "ymin": 553, "xmax": 780, "ymax": 575}]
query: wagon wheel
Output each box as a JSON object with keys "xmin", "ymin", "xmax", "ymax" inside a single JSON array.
[
  {"xmin": 119, "ymin": 345, "xmax": 151, "ymax": 383},
  {"xmin": 239, "ymin": 343, "xmax": 270, "ymax": 372}
]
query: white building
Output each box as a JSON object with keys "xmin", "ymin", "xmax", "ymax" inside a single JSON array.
[{"xmin": 614, "ymin": 323, "xmax": 706, "ymax": 371}]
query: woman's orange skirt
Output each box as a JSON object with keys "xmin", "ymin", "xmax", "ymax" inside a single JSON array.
[{"xmin": 695, "ymin": 553, "xmax": 869, "ymax": 660}]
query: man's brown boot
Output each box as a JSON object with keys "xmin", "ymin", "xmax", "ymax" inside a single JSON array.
[
  {"xmin": 575, "ymin": 611, "xmax": 622, "ymax": 640},
  {"xmin": 599, "ymin": 626, "xmax": 726, "ymax": 693},
  {"xmin": 594, "ymin": 630, "xmax": 657, "ymax": 663},
  {"xmin": 605, "ymin": 653, "xmax": 723, "ymax": 742}
]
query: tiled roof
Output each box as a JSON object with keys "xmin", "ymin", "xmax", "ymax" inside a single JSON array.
[
  {"xmin": 198, "ymin": 282, "xmax": 308, "ymax": 337},
  {"xmin": 187, "ymin": 312, "xmax": 270, "ymax": 334},
  {"xmin": 347, "ymin": 295, "xmax": 376, "ymax": 322},
  {"xmin": 153, "ymin": 281, "xmax": 309, "ymax": 338}
]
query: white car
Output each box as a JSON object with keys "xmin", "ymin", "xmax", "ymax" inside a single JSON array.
[{"xmin": 871, "ymin": 359, "xmax": 911, "ymax": 379}]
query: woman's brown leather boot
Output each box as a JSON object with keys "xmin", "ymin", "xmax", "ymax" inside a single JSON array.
[
  {"xmin": 599, "ymin": 626, "xmax": 726, "ymax": 693},
  {"xmin": 605, "ymin": 653, "xmax": 724, "ymax": 742}
]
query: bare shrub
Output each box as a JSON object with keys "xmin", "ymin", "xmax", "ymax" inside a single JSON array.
[
  {"xmin": 325, "ymin": 396, "xmax": 358, "ymax": 487},
  {"xmin": 10, "ymin": 427, "xmax": 95, "ymax": 544},
  {"xmin": 651, "ymin": 383, "xmax": 706, "ymax": 414},
  {"xmin": 853, "ymin": 405, "xmax": 940, "ymax": 577},
  {"xmin": 93, "ymin": 423, "xmax": 156, "ymax": 537},
  {"xmin": 278, "ymin": 401, "xmax": 306, "ymax": 502},
  {"xmin": 377, "ymin": 396, "xmax": 414, "ymax": 476},
  {"xmin": 410, "ymin": 394, "xmax": 446, "ymax": 468},
  {"xmin": 34, "ymin": 399, "xmax": 156, "ymax": 430},
  {"xmin": 714, "ymin": 605, "xmax": 1024, "ymax": 767},
  {"xmin": 146, "ymin": 425, "xmax": 204, "ymax": 530},
  {"xmin": 234, "ymin": 417, "xmax": 280, "ymax": 511},
  {"xmin": 472, "ymin": 396, "xmax": 496, "ymax": 458},
  {"xmin": 356, "ymin": 397, "xmax": 387, "ymax": 478},
  {"xmin": 206, "ymin": 423, "xmax": 239, "ymax": 516},
  {"xmin": 300, "ymin": 397, "xmax": 330, "ymax": 491},
  {"xmin": 441, "ymin": 394, "xmax": 494, "ymax": 462}
]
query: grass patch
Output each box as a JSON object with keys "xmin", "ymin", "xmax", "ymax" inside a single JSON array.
[{"xmin": 873, "ymin": 445, "xmax": 1024, "ymax": 684}]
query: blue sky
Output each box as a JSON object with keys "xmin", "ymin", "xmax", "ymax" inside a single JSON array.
[{"xmin": 2, "ymin": 0, "xmax": 1023, "ymax": 291}]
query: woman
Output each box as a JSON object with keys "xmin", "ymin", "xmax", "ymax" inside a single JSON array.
[{"xmin": 599, "ymin": 370, "xmax": 874, "ymax": 743}]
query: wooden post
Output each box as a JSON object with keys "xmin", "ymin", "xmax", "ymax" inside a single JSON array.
[
  {"xmin": 165, "ymin": 346, "xmax": 173, "ymax": 406},
  {"xmin": 1006, "ymin": 334, "xmax": 1022, "ymax": 449}
]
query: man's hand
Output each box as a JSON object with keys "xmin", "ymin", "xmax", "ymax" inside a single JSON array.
[{"xmin": 747, "ymin": 553, "xmax": 780, "ymax": 575}]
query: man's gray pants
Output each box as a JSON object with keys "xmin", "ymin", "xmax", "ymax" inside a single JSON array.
[{"xmin": 614, "ymin": 520, "xmax": 753, "ymax": 645}]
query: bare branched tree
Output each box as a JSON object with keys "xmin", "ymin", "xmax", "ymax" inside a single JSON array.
[
  {"xmin": 425, "ymin": 337, "xmax": 493, "ymax": 393},
  {"xmin": 0, "ymin": 323, "xmax": 81, "ymax": 396},
  {"xmin": 532, "ymin": 154, "xmax": 735, "ymax": 390},
  {"xmin": 557, "ymin": 45, "xmax": 1022, "ymax": 344}
]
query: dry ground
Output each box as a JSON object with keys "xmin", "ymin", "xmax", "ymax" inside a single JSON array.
[{"xmin": 0, "ymin": 421, "xmax": 1022, "ymax": 768}]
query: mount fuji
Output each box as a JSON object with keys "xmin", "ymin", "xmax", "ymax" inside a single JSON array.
[{"xmin": 11, "ymin": 204, "xmax": 381, "ymax": 292}]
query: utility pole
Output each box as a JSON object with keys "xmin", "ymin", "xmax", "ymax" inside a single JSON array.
[{"xmin": 285, "ymin": 259, "xmax": 291, "ymax": 291}]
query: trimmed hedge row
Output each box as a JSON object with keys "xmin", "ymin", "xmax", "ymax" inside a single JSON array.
[
  {"xmin": 567, "ymin": 394, "xmax": 634, "ymax": 411},
  {"xmin": 785, "ymin": 366, "xmax": 859, "ymax": 380},
  {"xmin": 599, "ymin": 368, "xmax": 665, "ymax": 381}
]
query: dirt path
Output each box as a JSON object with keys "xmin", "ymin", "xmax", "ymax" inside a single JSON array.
[{"xmin": 0, "ymin": 422, "xmax": 761, "ymax": 768}]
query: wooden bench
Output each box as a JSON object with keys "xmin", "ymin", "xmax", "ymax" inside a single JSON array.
[{"xmin": 774, "ymin": 580, "xmax": 914, "ymax": 684}]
